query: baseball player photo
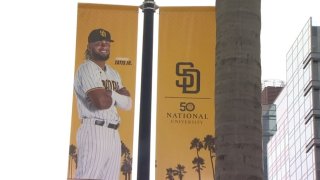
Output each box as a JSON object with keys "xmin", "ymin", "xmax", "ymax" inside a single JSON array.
[{"xmin": 73, "ymin": 28, "xmax": 132, "ymax": 180}]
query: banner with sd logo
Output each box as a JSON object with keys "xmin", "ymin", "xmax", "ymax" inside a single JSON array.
[{"xmin": 156, "ymin": 7, "xmax": 216, "ymax": 180}]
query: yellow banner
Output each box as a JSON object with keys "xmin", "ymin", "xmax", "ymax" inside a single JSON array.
[
  {"xmin": 156, "ymin": 7, "xmax": 216, "ymax": 180},
  {"xmin": 68, "ymin": 3, "xmax": 138, "ymax": 180}
]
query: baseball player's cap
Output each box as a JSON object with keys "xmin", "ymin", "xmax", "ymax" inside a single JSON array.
[{"xmin": 88, "ymin": 28, "xmax": 114, "ymax": 43}]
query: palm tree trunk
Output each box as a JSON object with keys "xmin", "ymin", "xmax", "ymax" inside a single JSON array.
[
  {"xmin": 215, "ymin": 0, "xmax": 262, "ymax": 180},
  {"xmin": 196, "ymin": 150, "xmax": 201, "ymax": 180},
  {"xmin": 69, "ymin": 157, "xmax": 72, "ymax": 179},
  {"xmin": 212, "ymin": 165, "xmax": 215, "ymax": 180},
  {"xmin": 198, "ymin": 165, "xmax": 201, "ymax": 180},
  {"xmin": 196, "ymin": 149, "xmax": 200, "ymax": 158},
  {"xmin": 209, "ymin": 151, "xmax": 215, "ymax": 180}
]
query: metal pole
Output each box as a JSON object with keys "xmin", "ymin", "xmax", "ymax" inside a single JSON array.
[{"xmin": 137, "ymin": 1, "xmax": 158, "ymax": 180}]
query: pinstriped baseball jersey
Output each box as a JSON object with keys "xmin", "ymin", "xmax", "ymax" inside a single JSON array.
[{"xmin": 74, "ymin": 60, "xmax": 123, "ymax": 124}]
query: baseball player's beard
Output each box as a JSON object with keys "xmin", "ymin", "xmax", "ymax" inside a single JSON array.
[{"xmin": 91, "ymin": 51, "xmax": 110, "ymax": 62}]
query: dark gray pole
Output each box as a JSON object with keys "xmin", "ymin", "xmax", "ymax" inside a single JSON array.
[{"xmin": 137, "ymin": 1, "xmax": 158, "ymax": 180}]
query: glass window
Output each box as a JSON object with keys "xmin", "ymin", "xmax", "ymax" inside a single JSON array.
[
  {"xmin": 293, "ymin": 57, "xmax": 298, "ymax": 74},
  {"xmin": 288, "ymin": 92, "xmax": 294, "ymax": 110},
  {"xmin": 269, "ymin": 149, "xmax": 275, "ymax": 166},
  {"xmin": 306, "ymin": 149, "xmax": 314, "ymax": 171},
  {"xmin": 290, "ymin": 174, "xmax": 296, "ymax": 180},
  {"xmin": 307, "ymin": 172, "xmax": 314, "ymax": 180},
  {"xmin": 289, "ymin": 143, "xmax": 295, "ymax": 163},
  {"xmin": 300, "ymin": 45, "xmax": 305, "ymax": 61},
  {"xmin": 299, "ymin": 66, "xmax": 304, "ymax": 81},
  {"xmin": 284, "ymin": 133, "xmax": 288, "ymax": 148},
  {"xmin": 300, "ymin": 130, "xmax": 306, "ymax": 149},
  {"xmin": 294, "ymin": 85, "xmax": 299, "ymax": 103},
  {"xmin": 297, "ymin": 165, "xmax": 302, "ymax": 180},
  {"xmin": 298, "ymin": 51, "xmax": 303, "ymax": 64},
  {"xmin": 294, "ymin": 112, "xmax": 300, "ymax": 127},
  {"xmin": 302, "ymin": 159, "xmax": 308, "ymax": 177},
  {"xmin": 299, "ymin": 105, "xmax": 305, "ymax": 119},
  {"xmin": 299, "ymin": 89, "xmax": 304, "ymax": 107},
  {"xmin": 303, "ymin": 22, "xmax": 310, "ymax": 36},
  {"xmin": 269, "ymin": 120, "xmax": 277, "ymax": 133},
  {"xmin": 304, "ymin": 91, "xmax": 312, "ymax": 115},
  {"xmin": 280, "ymin": 137, "xmax": 284, "ymax": 153},
  {"xmin": 305, "ymin": 40, "xmax": 311, "ymax": 58},
  {"xmin": 276, "ymin": 144, "xmax": 281, "ymax": 159},
  {"xmin": 298, "ymin": 34, "xmax": 303, "ymax": 50},
  {"xmin": 288, "ymin": 80, "xmax": 294, "ymax": 92},
  {"xmin": 270, "ymin": 118, "xmax": 277, "ymax": 127},
  {"xmin": 303, "ymin": 41, "xmax": 310, "ymax": 59},
  {"xmin": 288, "ymin": 107, "xmax": 294, "ymax": 122},
  {"xmin": 305, "ymin": 120, "xmax": 313, "ymax": 143},
  {"xmin": 293, "ymin": 44, "xmax": 298, "ymax": 59},
  {"xmin": 295, "ymin": 136, "xmax": 301, "ymax": 155},
  {"xmin": 288, "ymin": 64, "xmax": 293, "ymax": 80},
  {"xmin": 289, "ymin": 117, "xmax": 295, "ymax": 134},
  {"xmin": 304, "ymin": 62, "xmax": 311, "ymax": 87},
  {"xmin": 302, "ymin": 22, "xmax": 311, "ymax": 55},
  {"xmin": 287, "ymin": 52, "xmax": 293, "ymax": 67},
  {"xmin": 290, "ymin": 161, "xmax": 296, "ymax": 175}
]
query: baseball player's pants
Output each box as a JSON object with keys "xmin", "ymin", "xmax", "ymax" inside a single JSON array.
[{"xmin": 75, "ymin": 119, "xmax": 121, "ymax": 180}]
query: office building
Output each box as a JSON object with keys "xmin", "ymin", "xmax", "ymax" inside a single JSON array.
[
  {"xmin": 261, "ymin": 81, "xmax": 284, "ymax": 180},
  {"xmin": 267, "ymin": 18, "xmax": 320, "ymax": 179}
]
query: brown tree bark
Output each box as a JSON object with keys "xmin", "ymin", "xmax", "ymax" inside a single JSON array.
[{"xmin": 215, "ymin": 0, "xmax": 263, "ymax": 179}]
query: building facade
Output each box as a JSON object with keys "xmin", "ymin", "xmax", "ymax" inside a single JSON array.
[
  {"xmin": 261, "ymin": 81, "xmax": 284, "ymax": 180},
  {"xmin": 267, "ymin": 18, "xmax": 320, "ymax": 180}
]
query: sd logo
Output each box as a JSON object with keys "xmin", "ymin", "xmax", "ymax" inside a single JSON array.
[{"xmin": 176, "ymin": 62, "xmax": 200, "ymax": 94}]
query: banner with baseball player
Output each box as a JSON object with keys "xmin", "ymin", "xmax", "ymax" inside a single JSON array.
[
  {"xmin": 156, "ymin": 7, "xmax": 216, "ymax": 180},
  {"xmin": 68, "ymin": 3, "xmax": 138, "ymax": 180}
]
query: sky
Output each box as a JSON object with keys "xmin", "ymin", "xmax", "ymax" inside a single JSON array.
[
  {"xmin": 261, "ymin": 0, "xmax": 320, "ymax": 82},
  {"xmin": 0, "ymin": 0, "xmax": 319, "ymax": 179}
]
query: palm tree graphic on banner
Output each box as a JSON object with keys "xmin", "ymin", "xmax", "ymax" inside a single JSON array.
[
  {"xmin": 190, "ymin": 138, "xmax": 205, "ymax": 180},
  {"xmin": 121, "ymin": 141, "xmax": 132, "ymax": 180},
  {"xmin": 164, "ymin": 134, "xmax": 215, "ymax": 179},
  {"xmin": 203, "ymin": 135, "xmax": 216, "ymax": 179}
]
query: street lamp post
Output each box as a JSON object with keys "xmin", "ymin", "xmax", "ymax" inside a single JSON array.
[{"xmin": 137, "ymin": 1, "xmax": 158, "ymax": 180}]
